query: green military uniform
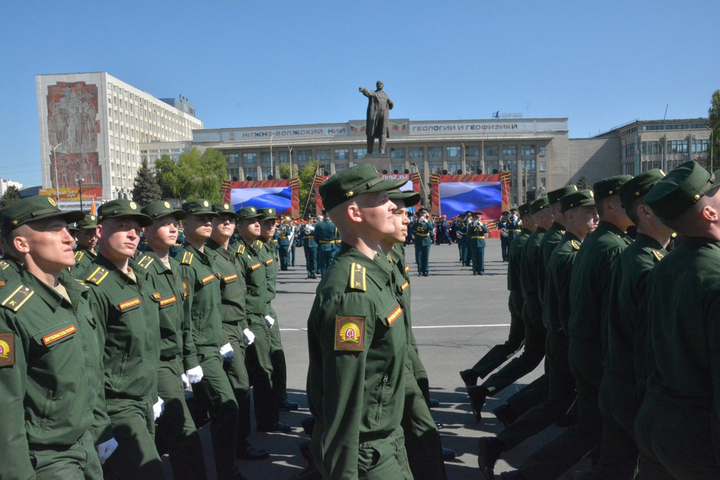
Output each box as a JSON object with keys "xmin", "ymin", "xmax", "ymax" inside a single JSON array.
[
  {"xmin": 467, "ymin": 217, "xmax": 488, "ymax": 275},
  {"xmin": 456, "ymin": 212, "xmax": 472, "ymax": 266},
  {"xmin": 412, "ymin": 214, "xmax": 433, "ymax": 276},
  {"xmin": 178, "ymin": 200, "xmax": 239, "ymax": 480},
  {"xmin": 636, "ymin": 161, "xmax": 720, "ymax": 478},
  {"xmin": 307, "ymin": 164, "xmax": 411, "ymax": 479},
  {"xmin": 0, "ymin": 255, "xmax": 22, "ymax": 289},
  {"xmin": 137, "ymin": 201, "xmax": 206, "ymax": 480},
  {"xmin": 69, "ymin": 215, "xmax": 98, "ymax": 279}
]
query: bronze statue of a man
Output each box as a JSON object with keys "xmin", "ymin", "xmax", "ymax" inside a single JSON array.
[{"xmin": 359, "ymin": 81, "xmax": 393, "ymax": 155}]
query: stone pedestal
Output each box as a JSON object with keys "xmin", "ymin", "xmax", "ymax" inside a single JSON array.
[{"xmin": 360, "ymin": 153, "xmax": 392, "ymax": 174}]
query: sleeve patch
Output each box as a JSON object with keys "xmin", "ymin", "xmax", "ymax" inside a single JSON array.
[
  {"xmin": 250, "ymin": 262, "xmax": 262, "ymax": 271},
  {"xmin": 223, "ymin": 274, "xmax": 238, "ymax": 283},
  {"xmin": 334, "ymin": 316, "xmax": 365, "ymax": 351},
  {"xmin": 1, "ymin": 285, "xmax": 34, "ymax": 312},
  {"xmin": 85, "ymin": 267, "xmax": 108, "ymax": 285},
  {"xmin": 43, "ymin": 325, "xmax": 77, "ymax": 345},
  {"xmin": 200, "ymin": 274, "xmax": 215, "ymax": 284},
  {"xmin": 182, "ymin": 278, "xmax": 189, "ymax": 298},
  {"xmin": 401, "ymin": 281, "xmax": 409, "ymax": 292},
  {"xmin": 181, "ymin": 252, "xmax": 194, "ymax": 265},
  {"xmin": 159, "ymin": 295, "xmax": 177, "ymax": 307},
  {"xmin": 349, "ymin": 263, "xmax": 367, "ymax": 291},
  {"xmin": 0, "ymin": 332, "xmax": 14, "ymax": 367},
  {"xmin": 118, "ymin": 298, "xmax": 141, "ymax": 311},
  {"xmin": 386, "ymin": 306, "xmax": 403, "ymax": 326},
  {"xmin": 137, "ymin": 255, "xmax": 154, "ymax": 269}
]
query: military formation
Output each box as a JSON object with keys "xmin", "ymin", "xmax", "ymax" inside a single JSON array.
[{"xmin": 1, "ymin": 159, "xmax": 718, "ymax": 479}]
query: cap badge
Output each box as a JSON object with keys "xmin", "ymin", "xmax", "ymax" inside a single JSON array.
[
  {"xmin": 164, "ymin": 201, "xmax": 171, "ymax": 208},
  {"xmin": 347, "ymin": 191, "xmax": 354, "ymax": 197},
  {"xmin": 203, "ymin": 200, "xmax": 209, "ymax": 207},
  {"xmin": 48, "ymin": 197, "xmax": 57, "ymax": 207},
  {"xmin": 224, "ymin": 204, "xmax": 230, "ymax": 210},
  {"xmin": 129, "ymin": 202, "xmax": 137, "ymax": 210},
  {"xmin": 90, "ymin": 215, "xmax": 96, "ymax": 220}
]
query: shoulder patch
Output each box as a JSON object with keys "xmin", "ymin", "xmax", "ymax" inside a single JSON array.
[
  {"xmin": 334, "ymin": 316, "xmax": 365, "ymax": 351},
  {"xmin": 236, "ymin": 244, "xmax": 246, "ymax": 255},
  {"xmin": 571, "ymin": 240, "xmax": 581, "ymax": 251},
  {"xmin": 1, "ymin": 285, "xmax": 34, "ymax": 312},
  {"xmin": 652, "ymin": 250, "xmax": 664, "ymax": 262},
  {"xmin": 181, "ymin": 252, "xmax": 194, "ymax": 265},
  {"xmin": 85, "ymin": 267, "xmax": 108, "ymax": 285},
  {"xmin": 74, "ymin": 251, "xmax": 85, "ymax": 262},
  {"xmin": 401, "ymin": 280, "xmax": 410, "ymax": 292},
  {"xmin": 349, "ymin": 263, "xmax": 367, "ymax": 291},
  {"xmin": 137, "ymin": 255, "xmax": 154, "ymax": 269},
  {"xmin": 0, "ymin": 332, "xmax": 14, "ymax": 367}
]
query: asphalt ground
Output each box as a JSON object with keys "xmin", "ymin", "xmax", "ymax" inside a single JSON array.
[{"xmin": 179, "ymin": 239, "xmax": 592, "ymax": 480}]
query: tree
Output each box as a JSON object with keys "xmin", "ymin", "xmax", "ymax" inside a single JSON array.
[
  {"xmin": 0, "ymin": 185, "xmax": 20, "ymax": 208},
  {"xmin": 131, "ymin": 159, "xmax": 163, "ymax": 206},
  {"xmin": 154, "ymin": 147, "xmax": 228, "ymax": 203},
  {"xmin": 576, "ymin": 175, "xmax": 589, "ymax": 190},
  {"xmin": 298, "ymin": 160, "xmax": 320, "ymax": 218},
  {"xmin": 709, "ymin": 90, "xmax": 720, "ymax": 170},
  {"xmin": 278, "ymin": 163, "xmax": 297, "ymax": 180}
]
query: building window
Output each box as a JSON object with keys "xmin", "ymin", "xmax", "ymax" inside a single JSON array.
[
  {"xmin": 505, "ymin": 160, "xmax": 516, "ymax": 172},
  {"xmin": 466, "ymin": 159, "xmax": 480, "ymax": 173},
  {"xmin": 465, "ymin": 146, "xmax": 479, "ymax": 157},
  {"xmin": 539, "ymin": 146, "xmax": 546, "ymax": 156},
  {"xmin": 225, "ymin": 154, "xmax": 239, "ymax": 165},
  {"xmin": 502, "ymin": 145, "xmax": 517, "ymax": 158},
  {"xmin": 243, "ymin": 153, "xmax": 257, "ymax": 164},
  {"xmin": 335, "ymin": 163, "xmax": 350, "ymax": 172},
  {"xmin": 486, "ymin": 160, "xmax": 500, "ymax": 173},
  {"xmin": 261, "ymin": 153, "xmax": 272, "ymax": 164},
  {"xmin": 446, "ymin": 146, "xmax": 461, "ymax": 157},
  {"xmin": 316, "ymin": 150, "xmax": 330, "ymax": 161},
  {"xmin": 485, "ymin": 146, "xmax": 499, "ymax": 157},
  {"xmin": 428, "ymin": 147, "xmax": 442, "ymax": 158},
  {"xmin": 624, "ymin": 142, "xmax": 636, "ymax": 158},
  {"xmin": 447, "ymin": 161, "xmax": 462, "ymax": 174},
  {"xmin": 641, "ymin": 141, "xmax": 661, "ymax": 155},
  {"xmin": 409, "ymin": 148, "xmax": 424, "ymax": 159},
  {"xmin": 540, "ymin": 162, "xmax": 546, "ymax": 172},
  {"xmin": 298, "ymin": 150, "xmax": 312, "ymax": 162},
  {"xmin": 334, "ymin": 149, "xmax": 349, "ymax": 160},
  {"xmin": 522, "ymin": 145, "xmax": 535, "ymax": 156},
  {"xmin": 428, "ymin": 161, "xmax": 443, "ymax": 173},
  {"xmin": 523, "ymin": 159, "xmax": 536, "ymax": 171},
  {"xmin": 391, "ymin": 148, "xmax": 405, "ymax": 159},
  {"xmin": 353, "ymin": 148, "xmax": 367, "ymax": 160},
  {"xmin": 692, "ymin": 139, "xmax": 709, "ymax": 153},
  {"xmin": 391, "ymin": 162, "xmax": 405, "ymax": 173},
  {"xmin": 276, "ymin": 151, "xmax": 289, "ymax": 163},
  {"xmin": 261, "ymin": 167, "xmax": 273, "ymax": 179}
]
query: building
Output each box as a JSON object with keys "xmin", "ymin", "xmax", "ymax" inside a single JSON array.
[
  {"xmin": 36, "ymin": 72, "xmax": 203, "ymax": 206},
  {"xmin": 0, "ymin": 179, "xmax": 23, "ymax": 196}
]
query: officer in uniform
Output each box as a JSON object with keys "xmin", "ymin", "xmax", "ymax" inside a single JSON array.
[
  {"xmin": 137, "ymin": 201, "xmax": 208, "ymax": 480},
  {"xmin": 507, "ymin": 207, "xmax": 521, "ymax": 244},
  {"xmin": 0, "ymin": 239, "xmax": 22, "ymax": 288},
  {"xmin": 277, "ymin": 216, "xmax": 292, "ymax": 271},
  {"xmin": 481, "ymin": 189, "xmax": 598, "ymax": 480},
  {"xmin": 468, "ymin": 212, "xmax": 489, "ymax": 275},
  {"xmin": 81, "ymin": 199, "xmax": 164, "ymax": 479},
  {"xmin": 456, "ymin": 211, "xmax": 472, "ymax": 266},
  {"xmin": 301, "ymin": 215, "xmax": 319, "ymax": 278},
  {"xmin": 69, "ymin": 214, "xmax": 98, "ymax": 278},
  {"xmin": 314, "ymin": 211, "xmax": 339, "ymax": 276},
  {"xmin": 257, "ymin": 207, "xmax": 298, "ymax": 412},
  {"xmin": 0, "ymin": 196, "xmax": 113, "ymax": 479},
  {"xmin": 412, "ymin": 207, "xmax": 433, "ymax": 276},
  {"xmin": 178, "ymin": 199, "xmax": 246, "ymax": 480},
  {"xmin": 499, "ymin": 211, "xmax": 512, "ymax": 261},
  {"xmin": 635, "ymin": 161, "xmax": 720, "ymax": 478},
  {"xmin": 306, "ymin": 164, "xmax": 411, "ymax": 479}
]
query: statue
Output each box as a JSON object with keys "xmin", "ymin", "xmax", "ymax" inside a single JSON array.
[{"xmin": 359, "ymin": 81, "xmax": 393, "ymax": 155}]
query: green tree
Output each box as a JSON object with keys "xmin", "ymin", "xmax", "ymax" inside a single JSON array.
[
  {"xmin": 278, "ymin": 162, "xmax": 297, "ymax": 180},
  {"xmin": 298, "ymin": 160, "xmax": 320, "ymax": 218},
  {"xmin": 709, "ymin": 90, "xmax": 720, "ymax": 170},
  {"xmin": 576, "ymin": 174, "xmax": 589, "ymax": 190},
  {"xmin": 0, "ymin": 185, "xmax": 21, "ymax": 208},
  {"xmin": 131, "ymin": 159, "xmax": 163, "ymax": 206},
  {"xmin": 154, "ymin": 147, "xmax": 228, "ymax": 203}
]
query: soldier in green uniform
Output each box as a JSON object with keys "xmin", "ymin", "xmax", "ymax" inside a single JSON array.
[
  {"xmin": 456, "ymin": 211, "xmax": 472, "ymax": 266},
  {"xmin": 412, "ymin": 207, "xmax": 433, "ymax": 276},
  {"xmin": 460, "ymin": 203, "xmax": 533, "ymax": 396},
  {"xmin": 301, "ymin": 215, "xmax": 319, "ymax": 278},
  {"xmin": 0, "ymin": 196, "xmax": 112, "ymax": 479},
  {"xmin": 482, "ymin": 189, "xmax": 598, "ymax": 480},
  {"xmin": 178, "ymin": 200, "xmax": 246, "ymax": 480},
  {"xmin": 314, "ymin": 212, "xmax": 339, "ymax": 276},
  {"xmin": 69, "ymin": 214, "xmax": 98, "ymax": 278},
  {"xmin": 80, "ymin": 199, "xmax": 164, "ymax": 480},
  {"xmin": 306, "ymin": 164, "xmax": 411, "ymax": 479},
  {"xmin": 137, "ymin": 201, "xmax": 208, "ymax": 480},
  {"xmin": 234, "ymin": 206, "xmax": 291, "ymax": 434},
  {"xmin": 635, "ymin": 161, "xmax": 720, "ymax": 478},
  {"xmin": 0, "ymin": 245, "xmax": 22, "ymax": 289},
  {"xmin": 585, "ymin": 170, "xmax": 669, "ymax": 479},
  {"xmin": 257, "ymin": 207, "xmax": 298, "ymax": 412},
  {"xmin": 467, "ymin": 212, "xmax": 489, "ymax": 275}
]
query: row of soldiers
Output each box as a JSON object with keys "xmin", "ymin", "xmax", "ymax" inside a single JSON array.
[
  {"xmin": 460, "ymin": 160, "xmax": 720, "ymax": 479},
  {"xmin": 0, "ymin": 196, "xmax": 303, "ymax": 479}
]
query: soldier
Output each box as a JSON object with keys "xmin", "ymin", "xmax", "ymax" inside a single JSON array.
[
  {"xmin": 435, "ymin": 215, "xmax": 452, "ymax": 245},
  {"xmin": 635, "ymin": 161, "xmax": 720, "ymax": 478},
  {"xmin": 468, "ymin": 211, "xmax": 489, "ymax": 275},
  {"xmin": 138, "ymin": 201, "xmax": 208, "ymax": 480},
  {"xmin": 178, "ymin": 199, "xmax": 246, "ymax": 480},
  {"xmin": 301, "ymin": 215, "xmax": 319, "ymax": 278},
  {"xmin": 68, "ymin": 214, "xmax": 98, "ymax": 277},
  {"xmin": 499, "ymin": 211, "xmax": 512, "ymax": 261},
  {"xmin": 314, "ymin": 211, "xmax": 339, "ymax": 276},
  {"xmin": 412, "ymin": 207, "xmax": 433, "ymax": 276},
  {"xmin": 482, "ymin": 189, "xmax": 598, "ymax": 480},
  {"xmin": 306, "ymin": 164, "xmax": 411, "ymax": 479},
  {"xmin": 507, "ymin": 207, "xmax": 521, "ymax": 244},
  {"xmin": 257, "ymin": 207, "xmax": 298, "ymax": 412},
  {"xmin": 0, "ymin": 196, "xmax": 113, "ymax": 479},
  {"xmin": 0, "ymin": 236, "xmax": 22, "ymax": 288},
  {"xmin": 277, "ymin": 216, "xmax": 293, "ymax": 271},
  {"xmin": 81, "ymin": 199, "xmax": 164, "ymax": 479},
  {"xmin": 455, "ymin": 211, "xmax": 472, "ymax": 266}
]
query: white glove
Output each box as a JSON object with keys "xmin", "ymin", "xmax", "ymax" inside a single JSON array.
[
  {"xmin": 243, "ymin": 328, "xmax": 255, "ymax": 346},
  {"xmin": 97, "ymin": 437, "xmax": 118, "ymax": 465},
  {"xmin": 181, "ymin": 373, "xmax": 190, "ymax": 389},
  {"xmin": 219, "ymin": 343, "xmax": 234, "ymax": 360},
  {"xmin": 153, "ymin": 397, "xmax": 165, "ymax": 420},
  {"xmin": 185, "ymin": 365, "xmax": 204, "ymax": 384},
  {"xmin": 265, "ymin": 315, "xmax": 276, "ymax": 328}
]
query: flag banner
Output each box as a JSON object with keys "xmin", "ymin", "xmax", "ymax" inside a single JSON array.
[
  {"xmin": 314, "ymin": 174, "xmax": 420, "ymax": 214},
  {"xmin": 430, "ymin": 174, "xmax": 510, "ymax": 222},
  {"xmin": 223, "ymin": 179, "xmax": 299, "ymax": 217}
]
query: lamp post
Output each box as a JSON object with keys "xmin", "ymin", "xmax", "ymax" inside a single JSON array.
[
  {"xmin": 76, "ymin": 175, "xmax": 85, "ymax": 212},
  {"xmin": 52, "ymin": 143, "xmax": 63, "ymax": 201},
  {"xmin": 269, "ymin": 134, "xmax": 274, "ymax": 180}
]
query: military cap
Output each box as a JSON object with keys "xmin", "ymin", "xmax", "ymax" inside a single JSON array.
[
  {"xmin": 257, "ymin": 207, "xmax": 277, "ymax": 220},
  {"xmin": 560, "ymin": 189, "xmax": 596, "ymax": 213},
  {"xmin": 387, "ymin": 188, "xmax": 421, "ymax": 207},
  {"xmin": 510, "ymin": 206, "xmax": 519, "ymax": 212},
  {"xmin": 417, "ymin": 207, "xmax": 429, "ymax": 214},
  {"xmin": 236, "ymin": 206, "xmax": 262, "ymax": 220},
  {"xmin": 142, "ymin": 200, "xmax": 187, "ymax": 221},
  {"xmin": 0, "ymin": 195, "xmax": 84, "ymax": 236},
  {"xmin": 529, "ymin": 196, "xmax": 550, "ymax": 214},
  {"xmin": 70, "ymin": 214, "xmax": 98, "ymax": 231},
  {"xmin": 319, "ymin": 164, "xmax": 406, "ymax": 211},
  {"xmin": 518, "ymin": 203, "xmax": 531, "ymax": 216},
  {"xmin": 464, "ymin": 210, "xmax": 473, "ymax": 216},
  {"xmin": 593, "ymin": 175, "xmax": 633, "ymax": 201},
  {"xmin": 646, "ymin": 161, "xmax": 717, "ymax": 220},
  {"xmin": 97, "ymin": 199, "xmax": 153, "ymax": 227},
  {"xmin": 182, "ymin": 199, "xmax": 218, "ymax": 217},
  {"xmin": 619, "ymin": 169, "xmax": 665, "ymax": 208},
  {"xmin": 212, "ymin": 202, "xmax": 239, "ymax": 219},
  {"xmin": 547, "ymin": 185, "xmax": 578, "ymax": 205}
]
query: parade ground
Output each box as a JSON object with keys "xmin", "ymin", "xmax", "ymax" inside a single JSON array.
[{"xmin": 190, "ymin": 239, "xmax": 592, "ymax": 480}]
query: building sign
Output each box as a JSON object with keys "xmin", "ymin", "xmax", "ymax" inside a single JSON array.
[
  {"xmin": 39, "ymin": 186, "xmax": 103, "ymax": 201},
  {"xmin": 410, "ymin": 119, "xmax": 567, "ymax": 135},
  {"xmin": 195, "ymin": 124, "xmax": 350, "ymax": 143},
  {"xmin": 492, "ymin": 111, "xmax": 523, "ymax": 119}
]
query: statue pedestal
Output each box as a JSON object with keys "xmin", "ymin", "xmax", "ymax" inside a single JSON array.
[{"xmin": 360, "ymin": 153, "xmax": 392, "ymax": 174}]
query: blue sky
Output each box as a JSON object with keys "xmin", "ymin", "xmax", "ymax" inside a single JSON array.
[{"xmin": 1, "ymin": 0, "xmax": 718, "ymax": 187}]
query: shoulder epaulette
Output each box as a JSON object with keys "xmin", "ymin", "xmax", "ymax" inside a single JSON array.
[
  {"xmin": 349, "ymin": 262, "xmax": 367, "ymax": 292},
  {"xmin": 73, "ymin": 278, "xmax": 89, "ymax": 289},
  {"xmin": 571, "ymin": 240, "xmax": 581, "ymax": 251},
  {"xmin": 181, "ymin": 252, "xmax": 194, "ymax": 265},
  {"xmin": 237, "ymin": 244, "xmax": 246, "ymax": 255},
  {"xmin": 1, "ymin": 285, "xmax": 34, "ymax": 312},
  {"xmin": 652, "ymin": 250, "xmax": 664, "ymax": 262},
  {"xmin": 137, "ymin": 255, "xmax": 154, "ymax": 269},
  {"xmin": 86, "ymin": 267, "xmax": 109, "ymax": 285},
  {"xmin": 254, "ymin": 240, "xmax": 263, "ymax": 249},
  {"xmin": 0, "ymin": 260, "xmax": 8, "ymax": 271},
  {"xmin": 74, "ymin": 251, "xmax": 85, "ymax": 262}
]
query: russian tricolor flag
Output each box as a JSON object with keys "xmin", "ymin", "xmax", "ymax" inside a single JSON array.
[
  {"xmin": 230, "ymin": 187, "xmax": 292, "ymax": 215},
  {"xmin": 439, "ymin": 181, "xmax": 503, "ymax": 219}
]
